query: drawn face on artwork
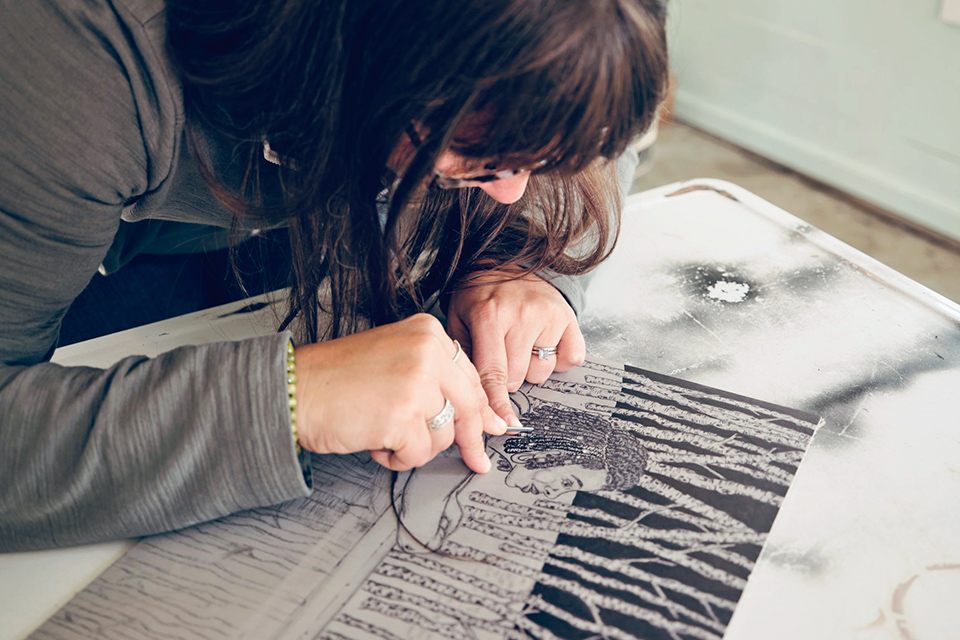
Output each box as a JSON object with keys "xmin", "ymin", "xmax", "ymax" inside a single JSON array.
[{"xmin": 504, "ymin": 453, "xmax": 608, "ymax": 498}]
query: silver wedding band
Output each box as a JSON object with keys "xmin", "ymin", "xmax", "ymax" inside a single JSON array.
[
  {"xmin": 427, "ymin": 342, "xmax": 459, "ymax": 431},
  {"xmin": 426, "ymin": 398, "xmax": 455, "ymax": 431},
  {"xmin": 532, "ymin": 345, "xmax": 558, "ymax": 360}
]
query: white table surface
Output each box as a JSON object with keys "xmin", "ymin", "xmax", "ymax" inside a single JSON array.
[{"xmin": 3, "ymin": 179, "xmax": 959, "ymax": 640}]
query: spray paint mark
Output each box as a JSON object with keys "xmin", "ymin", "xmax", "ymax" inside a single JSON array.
[
  {"xmin": 676, "ymin": 264, "xmax": 757, "ymax": 305},
  {"xmin": 707, "ymin": 280, "xmax": 750, "ymax": 303}
]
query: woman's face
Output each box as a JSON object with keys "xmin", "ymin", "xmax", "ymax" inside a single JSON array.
[
  {"xmin": 388, "ymin": 124, "xmax": 533, "ymax": 205},
  {"xmin": 433, "ymin": 150, "xmax": 532, "ymax": 204},
  {"xmin": 504, "ymin": 457, "xmax": 608, "ymax": 498}
]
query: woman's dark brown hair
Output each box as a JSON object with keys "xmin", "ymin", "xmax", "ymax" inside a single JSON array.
[{"xmin": 166, "ymin": 0, "xmax": 669, "ymax": 342}]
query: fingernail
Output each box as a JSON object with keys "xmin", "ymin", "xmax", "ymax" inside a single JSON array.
[
  {"xmin": 507, "ymin": 414, "xmax": 523, "ymax": 430},
  {"xmin": 493, "ymin": 413, "xmax": 508, "ymax": 434},
  {"xmin": 481, "ymin": 452, "xmax": 492, "ymax": 473}
]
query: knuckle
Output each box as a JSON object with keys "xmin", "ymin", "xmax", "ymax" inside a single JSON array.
[
  {"xmin": 567, "ymin": 337, "xmax": 586, "ymax": 364},
  {"xmin": 400, "ymin": 346, "xmax": 441, "ymax": 380},
  {"xmin": 406, "ymin": 312, "xmax": 442, "ymax": 333},
  {"xmin": 471, "ymin": 302, "xmax": 500, "ymax": 326},
  {"xmin": 479, "ymin": 368, "xmax": 509, "ymax": 388},
  {"xmin": 407, "ymin": 330, "xmax": 437, "ymax": 354},
  {"xmin": 404, "ymin": 360, "xmax": 433, "ymax": 384},
  {"xmin": 390, "ymin": 458, "xmax": 413, "ymax": 472},
  {"xmin": 399, "ymin": 401, "xmax": 422, "ymax": 425},
  {"xmin": 395, "ymin": 439, "xmax": 430, "ymax": 469},
  {"xmin": 491, "ymin": 403, "xmax": 514, "ymax": 420},
  {"xmin": 506, "ymin": 365, "xmax": 528, "ymax": 390},
  {"xmin": 385, "ymin": 401, "xmax": 420, "ymax": 434},
  {"xmin": 528, "ymin": 369, "xmax": 552, "ymax": 385},
  {"xmin": 410, "ymin": 448, "xmax": 433, "ymax": 469}
]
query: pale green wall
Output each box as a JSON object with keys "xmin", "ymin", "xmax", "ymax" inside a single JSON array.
[{"xmin": 668, "ymin": 0, "xmax": 960, "ymax": 240}]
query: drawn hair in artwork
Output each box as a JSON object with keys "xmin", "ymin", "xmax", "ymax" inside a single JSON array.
[{"xmin": 498, "ymin": 402, "xmax": 647, "ymax": 493}]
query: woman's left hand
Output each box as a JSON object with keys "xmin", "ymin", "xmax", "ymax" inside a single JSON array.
[{"xmin": 447, "ymin": 271, "xmax": 585, "ymax": 429}]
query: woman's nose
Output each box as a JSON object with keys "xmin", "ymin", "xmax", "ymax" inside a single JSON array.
[{"xmin": 478, "ymin": 172, "xmax": 531, "ymax": 204}]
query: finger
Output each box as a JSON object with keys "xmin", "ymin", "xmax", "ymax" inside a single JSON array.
[
  {"xmin": 525, "ymin": 323, "xmax": 567, "ymax": 385},
  {"xmin": 452, "ymin": 348, "xmax": 506, "ymax": 436},
  {"xmin": 387, "ymin": 425, "xmax": 434, "ymax": 470},
  {"xmin": 425, "ymin": 395, "xmax": 457, "ymax": 455},
  {"xmin": 413, "ymin": 323, "xmax": 493, "ymax": 473},
  {"xmin": 503, "ymin": 323, "xmax": 542, "ymax": 389},
  {"xmin": 447, "ymin": 315, "xmax": 491, "ymax": 418},
  {"xmin": 446, "ymin": 311, "xmax": 472, "ymax": 356},
  {"xmin": 453, "ymin": 422, "xmax": 492, "ymax": 474},
  {"xmin": 480, "ymin": 404, "xmax": 507, "ymax": 436},
  {"xmin": 370, "ymin": 395, "xmax": 457, "ymax": 472},
  {"xmin": 438, "ymin": 361, "xmax": 492, "ymax": 474},
  {"xmin": 405, "ymin": 316, "xmax": 493, "ymax": 472},
  {"xmin": 441, "ymin": 334, "xmax": 496, "ymax": 431},
  {"xmin": 467, "ymin": 316, "xmax": 523, "ymax": 430},
  {"xmin": 370, "ymin": 448, "xmax": 421, "ymax": 472},
  {"xmin": 369, "ymin": 449, "xmax": 395, "ymax": 469},
  {"xmin": 374, "ymin": 394, "xmax": 435, "ymax": 471},
  {"xmin": 554, "ymin": 319, "xmax": 586, "ymax": 372}
]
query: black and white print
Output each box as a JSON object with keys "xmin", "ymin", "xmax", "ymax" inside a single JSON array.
[{"xmin": 318, "ymin": 359, "xmax": 819, "ymax": 640}]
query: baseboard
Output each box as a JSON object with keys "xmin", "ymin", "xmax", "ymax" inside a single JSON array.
[{"xmin": 673, "ymin": 92, "xmax": 960, "ymax": 243}]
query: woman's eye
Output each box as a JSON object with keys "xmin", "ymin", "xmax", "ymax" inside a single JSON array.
[{"xmin": 562, "ymin": 479, "xmax": 573, "ymax": 488}]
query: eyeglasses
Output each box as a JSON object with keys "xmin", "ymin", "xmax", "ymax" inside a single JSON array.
[
  {"xmin": 404, "ymin": 124, "xmax": 546, "ymax": 190},
  {"xmin": 431, "ymin": 160, "xmax": 547, "ymax": 189},
  {"xmin": 263, "ymin": 130, "xmax": 548, "ymax": 188}
]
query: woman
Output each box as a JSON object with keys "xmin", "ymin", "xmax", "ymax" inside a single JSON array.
[{"xmin": 0, "ymin": 0, "xmax": 668, "ymax": 551}]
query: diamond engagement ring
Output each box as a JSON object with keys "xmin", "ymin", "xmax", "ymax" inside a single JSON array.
[
  {"xmin": 532, "ymin": 346, "xmax": 558, "ymax": 360},
  {"xmin": 426, "ymin": 399, "xmax": 455, "ymax": 431}
]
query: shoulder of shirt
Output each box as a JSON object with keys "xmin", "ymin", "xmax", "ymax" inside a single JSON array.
[
  {"xmin": 111, "ymin": 0, "xmax": 165, "ymax": 26},
  {"xmin": 0, "ymin": 0, "xmax": 184, "ymax": 212},
  {"xmin": 110, "ymin": 0, "xmax": 188, "ymax": 206}
]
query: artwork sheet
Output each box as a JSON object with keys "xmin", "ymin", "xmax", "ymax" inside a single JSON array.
[{"xmin": 33, "ymin": 357, "xmax": 819, "ymax": 640}]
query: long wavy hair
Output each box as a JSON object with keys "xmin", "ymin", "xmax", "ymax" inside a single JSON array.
[{"xmin": 166, "ymin": 0, "xmax": 669, "ymax": 342}]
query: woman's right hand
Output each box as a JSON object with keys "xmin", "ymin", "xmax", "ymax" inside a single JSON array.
[{"xmin": 292, "ymin": 313, "xmax": 506, "ymax": 474}]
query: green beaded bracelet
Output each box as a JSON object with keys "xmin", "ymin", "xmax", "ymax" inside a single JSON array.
[{"xmin": 286, "ymin": 340, "xmax": 300, "ymax": 455}]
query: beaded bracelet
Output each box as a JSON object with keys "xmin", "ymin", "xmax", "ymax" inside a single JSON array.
[{"xmin": 286, "ymin": 339, "xmax": 300, "ymax": 455}]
